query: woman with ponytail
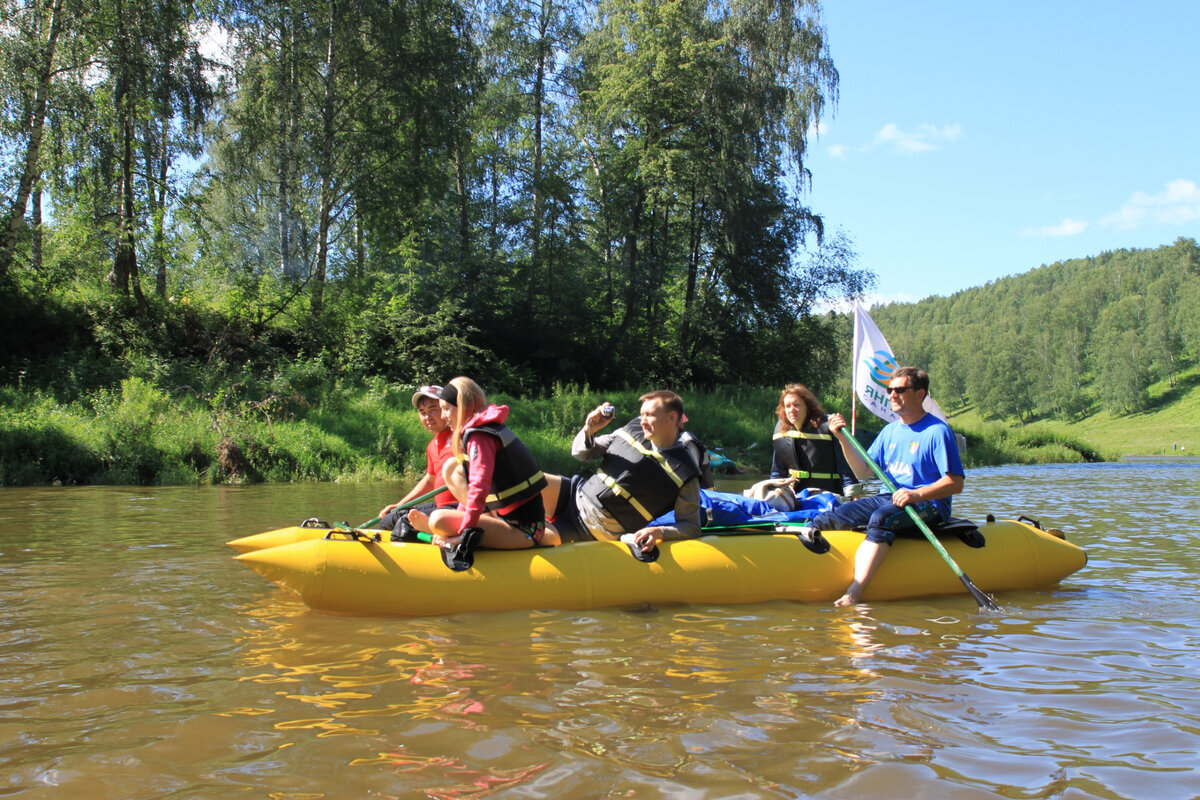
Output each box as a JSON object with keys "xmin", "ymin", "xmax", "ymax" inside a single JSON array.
[{"xmin": 428, "ymin": 377, "xmax": 560, "ymax": 564}]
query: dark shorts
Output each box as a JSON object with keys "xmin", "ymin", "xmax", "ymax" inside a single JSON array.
[
  {"xmin": 812, "ymin": 494, "xmax": 944, "ymax": 545},
  {"xmin": 548, "ymin": 473, "xmax": 591, "ymax": 543},
  {"xmin": 500, "ymin": 494, "xmax": 547, "ymax": 542}
]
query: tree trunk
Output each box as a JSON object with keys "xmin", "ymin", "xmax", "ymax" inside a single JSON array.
[
  {"xmin": 680, "ymin": 186, "xmax": 702, "ymax": 349},
  {"xmin": 0, "ymin": 0, "xmax": 63, "ymax": 279},
  {"xmin": 312, "ymin": 2, "xmax": 339, "ymax": 316},
  {"xmin": 31, "ymin": 185, "xmax": 43, "ymax": 272},
  {"xmin": 616, "ymin": 183, "xmax": 644, "ymax": 336},
  {"xmin": 529, "ymin": 2, "xmax": 548, "ymax": 302}
]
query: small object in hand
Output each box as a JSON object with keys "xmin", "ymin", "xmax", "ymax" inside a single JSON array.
[{"xmin": 601, "ymin": 403, "xmax": 615, "ymax": 418}]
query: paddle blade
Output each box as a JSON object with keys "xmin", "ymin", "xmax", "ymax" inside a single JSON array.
[{"xmin": 961, "ymin": 573, "xmax": 1002, "ymax": 611}]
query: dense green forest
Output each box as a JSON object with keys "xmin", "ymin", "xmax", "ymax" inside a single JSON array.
[
  {"xmin": 1, "ymin": 0, "xmax": 870, "ymax": 401},
  {"xmin": 872, "ymin": 237, "xmax": 1200, "ymax": 422},
  {"xmin": 2, "ymin": 0, "xmax": 1197, "ymax": 486}
]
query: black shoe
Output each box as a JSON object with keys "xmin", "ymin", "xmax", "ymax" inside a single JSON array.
[
  {"xmin": 390, "ymin": 509, "xmax": 419, "ymax": 542},
  {"xmin": 442, "ymin": 527, "xmax": 483, "ymax": 572}
]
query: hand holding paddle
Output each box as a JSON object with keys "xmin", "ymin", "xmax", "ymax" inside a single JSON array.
[{"xmin": 361, "ymin": 484, "xmax": 451, "ymax": 528}]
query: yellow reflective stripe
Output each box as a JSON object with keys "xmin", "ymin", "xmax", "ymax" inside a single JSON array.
[
  {"xmin": 787, "ymin": 468, "xmax": 837, "ymax": 480},
  {"xmin": 773, "ymin": 430, "xmax": 833, "ymax": 441},
  {"xmin": 615, "ymin": 429, "xmax": 685, "ymax": 488},
  {"xmin": 598, "ymin": 471, "xmax": 653, "ymax": 522},
  {"xmin": 485, "ymin": 471, "xmax": 545, "ymax": 505}
]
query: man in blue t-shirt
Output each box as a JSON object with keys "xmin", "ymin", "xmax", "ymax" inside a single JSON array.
[{"xmin": 806, "ymin": 366, "xmax": 965, "ymax": 607}]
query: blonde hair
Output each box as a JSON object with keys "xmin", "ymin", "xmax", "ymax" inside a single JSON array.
[
  {"xmin": 444, "ymin": 376, "xmax": 488, "ymax": 459},
  {"xmin": 775, "ymin": 383, "xmax": 825, "ymax": 432}
]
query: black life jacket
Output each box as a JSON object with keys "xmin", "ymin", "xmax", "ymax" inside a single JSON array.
[
  {"xmin": 461, "ymin": 422, "xmax": 548, "ymax": 511},
  {"xmin": 584, "ymin": 420, "xmax": 702, "ymax": 532},
  {"xmin": 772, "ymin": 417, "xmax": 843, "ymax": 493}
]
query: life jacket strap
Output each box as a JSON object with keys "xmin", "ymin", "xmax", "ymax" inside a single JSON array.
[
  {"xmin": 787, "ymin": 469, "xmax": 838, "ymax": 480},
  {"xmin": 773, "ymin": 431, "xmax": 834, "ymax": 442},
  {"xmin": 485, "ymin": 471, "xmax": 546, "ymax": 505},
  {"xmin": 614, "ymin": 428, "xmax": 686, "ymax": 488},
  {"xmin": 598, "ymin": 470, "xmax": 654, "ymax": 522}
]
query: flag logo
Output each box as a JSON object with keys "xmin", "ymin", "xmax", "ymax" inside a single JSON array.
[{"xmin": 864, "ymin": 350, "xmax": 898, "ymax": 386}]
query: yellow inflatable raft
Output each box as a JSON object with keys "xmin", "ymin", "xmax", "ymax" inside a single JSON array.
[{"xmin": 231, "ymin": 518, "xmax": 1086, "ymax": 617}]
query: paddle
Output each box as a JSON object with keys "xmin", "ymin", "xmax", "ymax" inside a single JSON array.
[
  {"xmin": 699, "ymin": 518, "xmax": 830, "ymax": 554},
  {"xmin": 841, "ymin": 429, "xmax": 1001, "ymax": 612},
  {"xmin": 700, "ymin": 519, "xmax": 812, "ymax": 533},
  {"xmin": 357, "ymin": 484, "xmax": 451, "ymax": 528}
]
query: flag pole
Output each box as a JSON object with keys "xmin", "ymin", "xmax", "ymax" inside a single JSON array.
[{"xmin": 850, "ymin": 301, "xmax": 859, "ymax": 436}]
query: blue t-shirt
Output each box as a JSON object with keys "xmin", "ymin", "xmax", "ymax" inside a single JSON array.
[{"xmin": 868, "ymin": 413, "xmax": 964, "ymax": 518}]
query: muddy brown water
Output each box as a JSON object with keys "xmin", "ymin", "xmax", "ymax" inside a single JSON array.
[{"xmin": 2, "ymin": 461, "xmax": 1198, "ymax": 798}]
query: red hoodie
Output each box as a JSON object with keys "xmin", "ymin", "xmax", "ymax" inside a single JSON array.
[{"xmin": 457, "ymin": 404, "xmax": 531, "ymax": 533}]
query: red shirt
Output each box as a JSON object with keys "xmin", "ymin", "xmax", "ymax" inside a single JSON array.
[{"xmin": 426, "ymin": 428, "xmax": 457, "ymax": 507}]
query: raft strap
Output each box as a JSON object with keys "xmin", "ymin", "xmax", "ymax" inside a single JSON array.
[{"xmin": 324, "ymin": 527, "xmax": 381, "ymax": 543}]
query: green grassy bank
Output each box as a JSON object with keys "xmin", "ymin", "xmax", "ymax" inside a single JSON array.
[
  {"xmin": 2, "ymin": 376, "xmax": 1196, "ymax": 487},
  {"xmin": 948, "ymin": 362, "xmax": 1200, "ymax": 464}
]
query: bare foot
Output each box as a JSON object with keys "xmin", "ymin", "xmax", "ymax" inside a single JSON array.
[
  {"xmin": 834, "ymin": 582, "xmax": 863, "ymax": 607},
  {"xmin": 407, "ymin": 508, "xmax": 430, "ymax": 534},
  {"xmin": 434, "ymin": 532, "xmax": 463, "ymax": 549}
]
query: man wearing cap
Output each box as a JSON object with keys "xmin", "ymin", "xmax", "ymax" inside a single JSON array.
[{"xmin": 377, "ymin": 385, "xmax": 457, "ymax": 538}]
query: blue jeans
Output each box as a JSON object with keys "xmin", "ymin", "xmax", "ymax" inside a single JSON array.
[{"xmin": 810, "ymin": 494, "xmax": 942, "ymax": 545}]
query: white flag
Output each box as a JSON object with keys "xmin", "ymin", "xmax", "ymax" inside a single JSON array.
[{"xmin": 852, "ymin": 301, "xmax": 946, "ymax": 424}]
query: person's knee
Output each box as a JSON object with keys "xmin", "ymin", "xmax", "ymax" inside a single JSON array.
[
  {"xmin": 428, "ymin": 508, "xmax": 456, "ymax": 534},
  {"xmin": 863, "ymin": 525, "xmax": 895, "ymax": 545}
]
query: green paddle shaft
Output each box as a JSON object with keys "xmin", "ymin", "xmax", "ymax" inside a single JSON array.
[
  {"xmin": 840, "ymin": 428, "xmax": 1000, "ymax": 612},
  {"xmin": 358, "ymin": 484, "xmax": 451, "ymax": 528},
  {"xmin": 700, "ymin": 519, "xmax": 814, "ymax": 533}
]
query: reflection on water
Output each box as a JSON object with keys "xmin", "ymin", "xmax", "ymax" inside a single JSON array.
[{"xmin": 1, "ymin": 463, "xmax": 1199, "ymax": 798}]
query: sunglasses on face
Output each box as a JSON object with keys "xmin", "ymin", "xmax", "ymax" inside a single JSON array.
[{"xmin": 887, "ymin": 385, "xmax": 913, "ymax": 395}]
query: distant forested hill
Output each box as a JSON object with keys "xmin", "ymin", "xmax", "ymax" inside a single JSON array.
[{"xmin": 866, "ymin": 238, "xmax": 1200, "ymax": 421}]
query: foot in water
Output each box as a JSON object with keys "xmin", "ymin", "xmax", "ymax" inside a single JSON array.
[{"xmin": 834, "ymin": 583, "xmax": 864, "ymax": 607}]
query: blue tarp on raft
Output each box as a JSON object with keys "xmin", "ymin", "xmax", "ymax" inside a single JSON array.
[{"xmin": 650, "ymin": 489, "xmax": 840, "ymax": 528}]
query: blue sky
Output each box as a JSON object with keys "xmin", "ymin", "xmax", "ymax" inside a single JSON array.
[{"xmin": 802, "ymin": 0, "xmax": 1200, "ymax": 307}]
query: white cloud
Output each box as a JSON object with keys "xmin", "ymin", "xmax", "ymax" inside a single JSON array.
[
  {"xmin": 869, "ymin": 123, "xmax": 963, "ymax": 154},
  {"xmin": 1100, "ymin": 179, "xmax": 1200, "ymax": 230},
  {"xmin": 828, "ymin": 144, "xmax": 848, "ymax": 160},
  {"xmin": 1022, "ymin": 218, "xmax": 1089, "ymax": 238}
]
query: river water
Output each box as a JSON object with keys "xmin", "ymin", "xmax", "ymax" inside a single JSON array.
[{"xmin": 1, "ymin": 461, "xmax": 1198, "ymax": 799}]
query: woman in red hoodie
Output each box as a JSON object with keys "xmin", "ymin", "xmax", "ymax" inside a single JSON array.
[{"xmin": 428, "ymin": 377, "xmax": 561, "ymax": 561}]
